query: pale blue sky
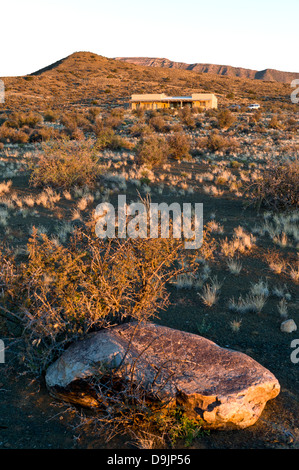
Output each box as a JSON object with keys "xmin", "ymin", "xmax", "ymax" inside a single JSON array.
[{"xmin": 1, "ymin": 0, "xmax": 298, "ymax": 76}]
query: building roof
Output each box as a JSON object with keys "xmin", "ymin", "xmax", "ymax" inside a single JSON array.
[{"xmin": 166, "ymin": 96, "xmax": 192, "ymax": 101}]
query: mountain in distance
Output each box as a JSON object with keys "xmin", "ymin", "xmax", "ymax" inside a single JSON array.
[{"xmin": 115, "ymin": 57, "xmax": 299, "ymax": 84}]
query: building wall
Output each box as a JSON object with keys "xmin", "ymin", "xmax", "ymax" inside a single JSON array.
[
  {"xmin": 192, "ymin": 99, "xmax": 217, "ymax": 109},
  {"xmin": 193, "ymin": 100, "xmax": 209, "ymax": 109},
  {"xmin": 191, "ymin": 93, "xmax": 218, "ymax": 109},
  {"xmin": 131, "ymin": 95, "xmax": 217, "ymax": 110},
  {"xmin": 131, "ymin": 93, "xmax": 166, "ymax": 102},
  {"xmin": 131, "ymin": 101, "xmax": 168, "ymax": 110},
  {"xmin": 132, "ymin": 101, "xmax": 213, "ymax": 110}
]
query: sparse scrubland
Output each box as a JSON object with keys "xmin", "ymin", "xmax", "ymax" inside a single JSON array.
[{"xmin": 0, "ymin": 52, "xmax": 298, "ymax": 449}]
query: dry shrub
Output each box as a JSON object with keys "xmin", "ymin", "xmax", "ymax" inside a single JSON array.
[
  {"xmin": 197, "ymin": 132, "xmax": 239, "ymax": 152},
  {"xmin": 148, "ymin": 115, "xmax": 168, "ymax": 133},
  {"xmin": 132, "ymin": 107, "xmax": 145, "ymax": 119},
  {"xmin": 110, "ymin": 107, "xmax": 125, "ymax": 119},
  {"xmin": 0, "ymin": 213, "xmax": 215, "ymax": 444},
  {"xmin": 88, "ymin": 107, "xmax": 102, "ymax": 121},
  {"xmin": 0, "ymin": 125, "xmax": 29, "ymax": 144},
  {"xmin": 4, "ymin": 111, "xmax": 43, "ymax": 129},
  {"xmin": 0, "ymin": 120, "xmax": 61, "ymax": 144},
  {"xmin": 44, "ymin": 109, "xmax": 59, "ymax": 122},
  {"xmin": 268, "ymin": 115, "xmax": 284, "ymax": 130},
  {"xmin": 167, "ymin": 133, "xmax": 191, "ymax": 161},
  {"xmin": 59, "ymin": 110, "xmax": 97, "ymax": 137},
  {"xmin": 129, "ymin": 122, "xmax": 152, "ymax": 137},
  {"xmin": 77, "ymin": 380, "xmax": 206, "ymax": 448},
  {"xmin": 178, "ymin": 107, "xmax": 195, "ymax": 129},
  {"xmin": 0, "ymin": 221, "xmax": 215, "ymax": 373},
  {"xmin": 0, "ymin": 227, "xmax": 213, "ymax": 447},
  {"xmin": 102, "ymin": 114, "xmax": 123, "ymax": 129},
  {"xmin": 245, "ymin": 159, "xmax": 299, "ymax": 211},
  {"xmin": 264, "ymin": 249, "xmax": 286, "ymax": 274},
  {"xmin": 94, "ymin": 124, "xmax": 114, "ymax": 143},
  {"xmin": 60, "ymin": 113, "xmax": 83, "ymax": 139},
  {"xmin": 95, "ymin": 126, "xmax": 133, "ymax": 150},
  {"xmin": 217, "ymin": 109, "xmax": 236, "ymax": 129},
  {"xmin": 107, "ymin": 134, "xmax": 134, "ymax": 150},
  {"xmin": 29, "ymin": 126, "xmax": 59, "ymax": 142},
  {"xmin": 29, "ymin": 138, "xmax": 101, "ymax": 189},
  {"xmin": 136, "ymin": 135, "xmax": 168, "ymax": 168}
]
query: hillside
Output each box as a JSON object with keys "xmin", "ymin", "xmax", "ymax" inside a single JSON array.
[
  {"xmin": 116, "ymin": 57, "xmax": 299, "ymax": 84},
  {"xmin": 0, "ymin": 51, "xmax": 293, "ymax": 114}
]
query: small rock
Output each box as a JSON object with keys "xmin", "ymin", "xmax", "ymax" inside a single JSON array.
[{"xmin": 280, "ymin": 319, "xmax": 297, "ymax": 333}]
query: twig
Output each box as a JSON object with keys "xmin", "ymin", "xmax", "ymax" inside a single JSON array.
[{"xmin": 0, "ymin": 304, "xmax": 22, "ymax": 324}]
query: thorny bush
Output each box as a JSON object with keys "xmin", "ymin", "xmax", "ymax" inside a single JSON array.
[{"xmin": 0, "ymin": 222, "xmax": 215, "ymax": 374}]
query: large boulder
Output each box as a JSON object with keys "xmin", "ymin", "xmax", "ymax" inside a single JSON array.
[{"xmin": 45, "ymin": 322, "xmax": 280, "ymax": 430}]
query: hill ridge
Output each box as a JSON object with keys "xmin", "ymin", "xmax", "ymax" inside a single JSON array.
[{"xmin": 115, "ymin": 56, "xmax": 299, "ymax": 84}]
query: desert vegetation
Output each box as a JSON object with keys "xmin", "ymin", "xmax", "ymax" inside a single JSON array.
[{"xmin": 0, "ymin": 52, "xmax": 298, "ymax": 450}]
